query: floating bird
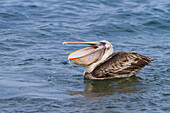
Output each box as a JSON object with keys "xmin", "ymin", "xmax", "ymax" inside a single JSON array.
[{"xmin": 63, "ymin": 40, "xmax": 154, "ymax": 80}]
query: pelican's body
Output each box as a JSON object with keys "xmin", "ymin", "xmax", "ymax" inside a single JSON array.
[{"xmin": 63, "ymin": 40, "xmax": 153, "ymax": 80}]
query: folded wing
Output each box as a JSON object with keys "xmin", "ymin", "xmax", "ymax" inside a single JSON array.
[{"xmin": 92, "ymin": 52, "xmax": 154, "ymax": 78}]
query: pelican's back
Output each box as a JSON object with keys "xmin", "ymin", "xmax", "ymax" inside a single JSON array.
[{"xmin": 91, "ymin": 52, "xmax": 153, "ymax": 79}]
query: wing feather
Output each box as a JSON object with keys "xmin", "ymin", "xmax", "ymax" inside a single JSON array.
[{"xmin": 91, "ymin": 52, "xmax": 153, "ymax": 78}]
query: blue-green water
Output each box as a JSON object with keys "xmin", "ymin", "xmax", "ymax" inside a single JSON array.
[{"xmin": 0, "ymin": 0, "xmax": 170, "ymax": 112}]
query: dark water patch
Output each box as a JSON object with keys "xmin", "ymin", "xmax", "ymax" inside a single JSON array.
[
  {"xmin": 143, "ymin": 20, "xmax": 161, "ymax": 26},
  {"xmin": 162, "ymin": 107, "xmax": 170, "ymax": 112},
  {"xmin": 162, "ymin": 93, "xmax": 170, "ymax": 96},
  {"xmin": 61, "ymin": 61, "xmax": 69, "ymax": 65},
  {"xmin": 70, "ymin": 76, "xmax": 144, "ymax": 97},
  {"xmin": 24, "ymin": 58, "xmax": 34, "ymax": 62}
]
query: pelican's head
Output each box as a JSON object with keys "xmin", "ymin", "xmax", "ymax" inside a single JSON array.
[
  {"xmin": 63, "ymin": 40, "xmax": 113, "ymax": 65},
  {"xmin": 99, "ymin": 40, "xmax": 113, "ymax": 50}
]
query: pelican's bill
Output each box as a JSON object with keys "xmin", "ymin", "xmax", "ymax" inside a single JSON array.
[{"xmin": 68, "ymin": 46, "xmax": 104, "ymax": 65}]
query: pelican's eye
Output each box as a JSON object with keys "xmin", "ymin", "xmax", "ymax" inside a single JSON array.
[{"xmin": 100, "ymin": 42, "xmax": 106, "ymax": 45}]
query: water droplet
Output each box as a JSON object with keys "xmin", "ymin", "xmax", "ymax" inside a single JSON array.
[{"xmin": 68, "ymin": 60, "xmax": 74, "ymax": 68}]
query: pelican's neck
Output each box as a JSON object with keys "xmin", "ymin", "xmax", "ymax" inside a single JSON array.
[{"xmin": 84, "ymin": 46, "xmax": 113, "ymax": 74}]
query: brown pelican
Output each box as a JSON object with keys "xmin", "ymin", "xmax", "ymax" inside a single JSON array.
[{"xmin": 63, "ymin": 40, "xmax": 154, "ymax": 80}]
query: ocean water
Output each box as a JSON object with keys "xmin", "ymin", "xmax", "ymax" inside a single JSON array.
[{"xmin": 0, "ymin": 0, "xmax": 170, "ymax": 112}]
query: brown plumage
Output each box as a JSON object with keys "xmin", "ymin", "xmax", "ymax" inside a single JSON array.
[{"xmin": 90, "ymin": 52, "xmax": 154, "ymax": 79}]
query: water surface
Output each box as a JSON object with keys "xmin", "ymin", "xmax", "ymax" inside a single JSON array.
[{"xmin": 0, "ymin": 0, "xmax": 170, "ymax": 112}]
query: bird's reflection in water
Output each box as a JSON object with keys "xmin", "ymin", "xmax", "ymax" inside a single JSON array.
[{"xmin": 70, "ymin": 76, "xmax": 144, "ymax": 97}]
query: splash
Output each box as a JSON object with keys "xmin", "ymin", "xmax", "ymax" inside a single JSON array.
[
  {"xmin": 48, "ymin": 71, "xmax": 55, "ymax": 81},
  {"xmin": 68, "ymin": 59, "xmax": 74, "ymax": 68}
]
